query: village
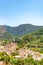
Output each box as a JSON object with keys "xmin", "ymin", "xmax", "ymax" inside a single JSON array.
[{"xmin": 0, "ymin": 41, "xmax": 43, "ymax": 61}]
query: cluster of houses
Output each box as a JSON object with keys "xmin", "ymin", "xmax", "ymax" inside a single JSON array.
[
  {"xmin": 0, "ymin": 41, "xmax": 18, "ymax": 56},
  {"xmin": 0, "ymin": 41, "xmax": 43, "ymax": 61},
  {"xmin": 15, "ymin": 48, "xmax": 43, "ymax": 61}
]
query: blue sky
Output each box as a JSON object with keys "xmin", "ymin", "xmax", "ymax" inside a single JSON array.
[{"xmin": 0, "ymin": 0, "xmax": 43, "ymax": 26}]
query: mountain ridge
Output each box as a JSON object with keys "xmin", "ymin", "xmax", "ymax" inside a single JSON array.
[{"xmin": 0, "ymin": 24, "xmax": 43, "ymax": 40}]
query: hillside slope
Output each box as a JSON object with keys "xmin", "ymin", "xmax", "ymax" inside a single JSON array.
[
  {"xmin": 3, "ymin": 24, "xmax": 43, "ymax": 36},
  {"xmin": 0, "ymin": 24, "xmax": 43, "ymax": 40}
]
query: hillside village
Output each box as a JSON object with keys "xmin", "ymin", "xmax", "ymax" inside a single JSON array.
[{"xmin": 0, "ymin": 41, "xmax": 43, "ymax": 61}]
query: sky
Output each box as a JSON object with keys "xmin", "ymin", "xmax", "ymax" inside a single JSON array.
[{"xmin": 0, "ymin": 0, "xmax": 43, "ymax": 26}]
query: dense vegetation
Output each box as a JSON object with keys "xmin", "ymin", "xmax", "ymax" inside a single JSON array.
[{"xmin": 15, "ymin": 29, "xmax": 43, "ymax": 49}]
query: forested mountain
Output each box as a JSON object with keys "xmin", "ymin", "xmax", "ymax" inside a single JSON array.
[{"xmin": 0, "ymin": 24, "xmax": 43, "ymax": 40}]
